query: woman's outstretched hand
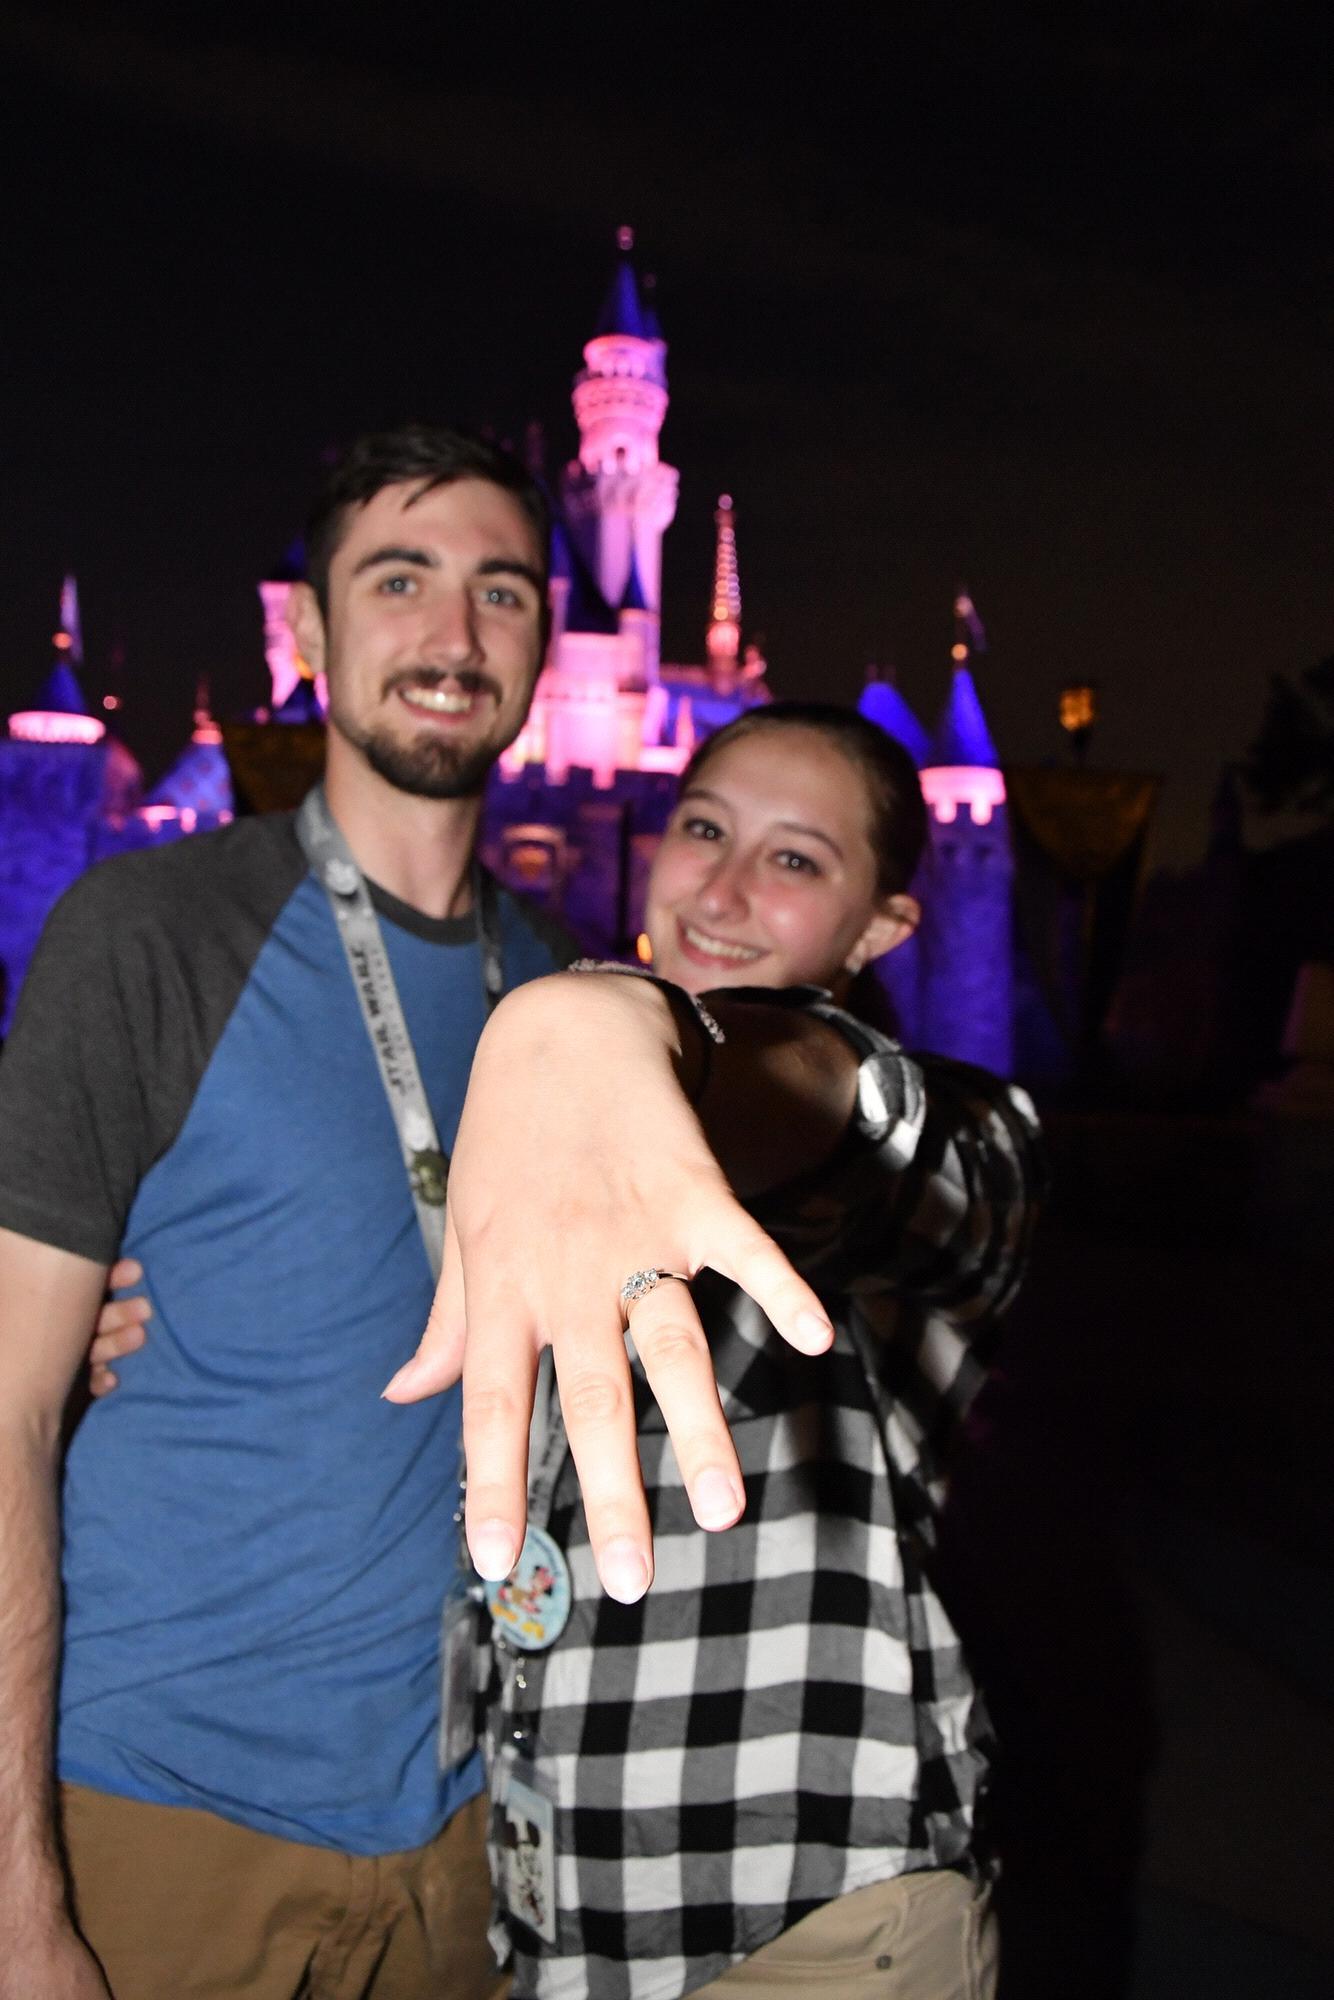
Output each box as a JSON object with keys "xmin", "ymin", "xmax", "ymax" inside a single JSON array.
[{"xmin": 383, "ymin": 973, "xmax": 833, "ymax": 1603}]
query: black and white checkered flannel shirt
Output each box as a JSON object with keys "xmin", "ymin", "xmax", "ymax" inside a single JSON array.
[{"xmin": 484, "ymin": 996, "xmax": 1045, "ymax": 1999}]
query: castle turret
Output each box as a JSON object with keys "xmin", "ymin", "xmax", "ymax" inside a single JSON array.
[
  {"xmin": 916, "ymin": 593, "xmax": 1015, "ymax": 1074},
  {"xmin": 8, "ymin": 579, "xmax": 104, "ymax": 746},
  {"xmin": 562, "ymin": 228, "xmax": 678, "ymax": 619},
  {"xmin": 144, "ymin": 676, "xmax": 233, "ymax": 826}
]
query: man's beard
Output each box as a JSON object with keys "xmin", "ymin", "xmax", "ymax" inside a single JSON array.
[
  {"xmin": 330, "ymin": 669, "xmax": 516, "ymax": 800},
  {"xmin": 345, "ymin": 721, "xmax": 499, "ymax": 800}
]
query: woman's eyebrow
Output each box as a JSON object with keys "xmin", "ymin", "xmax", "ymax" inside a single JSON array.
[
  {"xmin": 776, "ymin": 821, "xmax": 843, "ymax": 858},
  {"xmin": 680, "ymin": 789, "xmax": 844, "ymax": 858}
]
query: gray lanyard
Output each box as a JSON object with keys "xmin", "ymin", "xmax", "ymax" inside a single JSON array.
[{"xmin": 295, "ymin": 785, "xmax": 504, "ymax": 1280}]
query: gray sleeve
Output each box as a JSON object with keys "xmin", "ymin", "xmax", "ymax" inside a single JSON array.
[
  {"xmin": 0, "ymin": 817, "xmax": 304, "ymax": 1268},
  {"xmin": 0, "ymin": 870, "xmax": 155, "ymax": 1264}
]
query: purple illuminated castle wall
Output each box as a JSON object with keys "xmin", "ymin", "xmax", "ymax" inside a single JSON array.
[{"xmin": 1, "ymin": 238, "xmax": 1017, "ymax": 1074}]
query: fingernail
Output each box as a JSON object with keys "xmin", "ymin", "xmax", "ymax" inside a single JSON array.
[
  {"xmin": 692, "ymin": 1466, "xmax": 744, "ymax": 1531},
  {"xmin": 599, "ymin": 1537, "xmax": 650, "ymax": 1604},
  {"xmin": 470, "ymin": 1520, "xmax": 518, "ymax": 1581},
  {"xmin": 380, "ymin": 1358, "xmax": 421, "ymax": 1400},
  {"xmin": 794, "ymin": 1309, "xmax": 834, "ymax": 1350}
]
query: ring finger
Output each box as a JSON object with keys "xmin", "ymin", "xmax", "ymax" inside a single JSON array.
[{"xmin": 624, "ymin": 1277, "xmax": 745, "ymax": 1534}]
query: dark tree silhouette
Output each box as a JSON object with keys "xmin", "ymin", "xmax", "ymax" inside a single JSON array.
[{"xmin": 1244, "ymin": 655, "xmax": 1334, "ymax": 818}]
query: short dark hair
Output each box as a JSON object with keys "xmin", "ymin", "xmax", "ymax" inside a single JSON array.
[
  {"xmin": 679, "ymin": 700, "xmax": 928, "ymax": 895},
  {"xmin": 303, "ymin": 423, "xmax": 551, "ymax": 619}
]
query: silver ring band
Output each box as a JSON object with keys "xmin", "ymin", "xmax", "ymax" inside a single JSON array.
[{"xmin": 619, "ymin": 1268, "xmax": 691, "ymax": 1314}]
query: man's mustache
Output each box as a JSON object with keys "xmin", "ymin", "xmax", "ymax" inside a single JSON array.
[{"xmin": 383, "ymin": 667, "xmax": 503, "ymax": 704}]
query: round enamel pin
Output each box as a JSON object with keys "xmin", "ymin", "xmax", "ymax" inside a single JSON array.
[{"xmin": 486, "ymin": 1525, "xmax": 572, "ymax": 1652}]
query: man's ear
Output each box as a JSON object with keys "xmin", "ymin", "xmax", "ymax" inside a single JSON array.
[
  {"xmin": 287, "ymin": 581, "xmax": 326, "ymax": 681},
  {"xmin": 844, "ymin": 893, "xmax": 920, "ymax": 976}
]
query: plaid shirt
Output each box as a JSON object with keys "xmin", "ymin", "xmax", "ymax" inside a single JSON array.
[{"xmin": 484, "ymin": 997, "xmax": 1044, "ymax": 1999}]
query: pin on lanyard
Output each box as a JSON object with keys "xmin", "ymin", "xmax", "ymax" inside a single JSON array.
[{"xmin": 295, "ymin": 784, "xmax": 503, "ymax": 1280}]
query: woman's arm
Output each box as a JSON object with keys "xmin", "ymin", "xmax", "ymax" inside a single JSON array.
[{"xmin": 383, "ymin": 971, "xmax": 848, "ymax": 1602}]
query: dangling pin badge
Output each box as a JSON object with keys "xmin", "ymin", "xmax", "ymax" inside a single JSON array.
[{"xmin": 486, "ymin": 1525, "xmax": 572, "ymax": 1651}]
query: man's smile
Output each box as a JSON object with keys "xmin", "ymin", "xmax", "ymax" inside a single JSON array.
[
  {"xmin": 399, "ymin": 686, "xmax": 477, "ymax": 715},
  {"xmin": 386, "ymin": 669, "xmax": 502, "ymax": 724}
]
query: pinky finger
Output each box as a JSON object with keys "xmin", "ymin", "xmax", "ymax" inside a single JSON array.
[{"xmin": 707, "ymin": 1213, "xmax": 833, "ymax": 1356}]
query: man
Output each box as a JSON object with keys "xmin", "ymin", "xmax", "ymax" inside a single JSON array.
[{"xmin": 0, "ymin": 426, "xmax": 571, "ymax": 1998}]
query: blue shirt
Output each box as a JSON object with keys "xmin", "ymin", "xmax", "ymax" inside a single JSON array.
[{"xmin": 0, "ymin": 815, "xmax": 566, "ymax": 1853}]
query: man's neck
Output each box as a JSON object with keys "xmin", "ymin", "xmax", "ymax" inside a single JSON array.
[{"xmin": 323, "ymin": 754, "xmax": 482, "ymax": 921}]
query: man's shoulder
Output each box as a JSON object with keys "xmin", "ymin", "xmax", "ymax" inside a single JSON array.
[
  {"xmin": 493, "ymin": 883, "xmax": 578, "ymax": 971},
  {"xmin": 57, "ymin": 813, "xmax": 305, "ymax": 942}
]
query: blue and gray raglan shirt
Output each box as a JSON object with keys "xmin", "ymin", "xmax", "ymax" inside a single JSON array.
[{"xmin": 0, "ymin": 810, "xmax": 570, "ymax": 1855}]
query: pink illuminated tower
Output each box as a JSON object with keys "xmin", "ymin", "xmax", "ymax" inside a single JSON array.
[{"xmin": 561, "ymin": 226, "xmax": 679, "ymax": 643}]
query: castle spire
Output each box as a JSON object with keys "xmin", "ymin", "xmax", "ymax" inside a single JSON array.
[
  {"xmin": 705, "ymin": 494, "xmax": 742, "ymax": 693},
  {"xmin": 921, "ymin": 587, "xmax": 1004, "ymax": 825},
  {"xmin": 859, "ymin": 664, "xmax": 930, "ymax": 767},
  {"xmin": 192, "ymin": 674, "xmax": 222, "ymax": 747},
  {"xmin": 7, "ymin": 579, "xmax": 105, "ymax": 744},
  {"xmin": 58, "ymin": 574, "xmax": 84, "ymax": 667},
  {"xmin": 563, "ymin": 227, "xmax": 678, "ymax": 618},
  {"xmin": 934, "ymin": 588, "xmax": 999, "ymax": 770},
  {"xmin": 593, "ymin": 225, "xmax": 658, "ymax": 340}
]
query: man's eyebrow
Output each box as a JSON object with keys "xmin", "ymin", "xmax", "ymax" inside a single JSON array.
[
  {"xmin": 679, "ymin": 787, "xmax": 844, "ymax": 858},
  {"xmin": 349, "ymin": 548, "xmax": 545, "ymax": 594},
  {"xmin": 475, "ymin": 557, "xmax": 546, "ymax": 594},
  {"xmin": 351, "ymin": 544, "xmax": 438, "ymax": 577}
]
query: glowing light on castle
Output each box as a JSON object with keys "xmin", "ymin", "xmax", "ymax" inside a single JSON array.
[
  {"xmin": 8, "ymin": 710, "xmax": 105, "ymax": 746},
  {"xmin": 706, "ymin": 495, "xmax": 742, "ymax": 692},
  {"xmin": 919, "ymin": 765, "xmax": 1006, "ymax": 825}
]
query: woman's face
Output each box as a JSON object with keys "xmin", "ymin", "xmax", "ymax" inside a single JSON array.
[{"xmin": 646, "ymin": 728, "xmax": 916, "ymax": 995}]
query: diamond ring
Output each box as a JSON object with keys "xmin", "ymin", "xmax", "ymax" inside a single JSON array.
[{"xmin": 619, "ymin": 1268, "xmax": 691, "ymax": 1315}]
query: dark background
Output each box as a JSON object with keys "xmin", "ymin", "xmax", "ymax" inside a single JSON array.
[
  {"xmin": 3, "ymin": 15, "xmax": 1332, "ymax": 1991},
  {"xmin": 3, "ymin": 2, "xmax": 1332, "ymax": 870}
]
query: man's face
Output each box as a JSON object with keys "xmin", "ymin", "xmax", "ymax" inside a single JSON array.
[{"xmin": 292, "ymin": 477, "xmax": 546, "ymax": 799}]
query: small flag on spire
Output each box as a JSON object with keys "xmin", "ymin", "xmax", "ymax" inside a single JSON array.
[
  {"xmin": 953, "ymin": 589, "xmax": 987, "ymax": 656},
  {"xmin": 59, "ymin": 574, "xmax": 84, "ymax": 665}
]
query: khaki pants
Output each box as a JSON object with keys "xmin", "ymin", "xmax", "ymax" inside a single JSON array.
[
  {"xmin": 692, "ymin": 1870, "xmax": 997, "ymax": 2000},
  {"xmin": 60, "ymin": 1784, "xmax": 508, "ymax": 2000}
]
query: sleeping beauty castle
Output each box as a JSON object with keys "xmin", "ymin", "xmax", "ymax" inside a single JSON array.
[{"xmin": 0, "ymin": 232, "xmax": 1018, "ymax": 1074}]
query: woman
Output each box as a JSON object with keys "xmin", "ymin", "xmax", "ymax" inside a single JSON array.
[
  {"xmin": 93, "ymin": 705, "xmax": 1042, "ymax": 1999},
  {"xmin": 464, "ymin": 705, "xmax": 1041, "ymax": 1999}
]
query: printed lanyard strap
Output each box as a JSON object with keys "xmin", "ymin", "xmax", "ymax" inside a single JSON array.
[{"xmin": 295, "ymin": 784, "xmax": 503, "ymax": 1280}]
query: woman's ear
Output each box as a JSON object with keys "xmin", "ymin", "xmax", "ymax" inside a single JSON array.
[{"xmin": 843, "ymin": 893, "xmax": 920, "ymax": 976}]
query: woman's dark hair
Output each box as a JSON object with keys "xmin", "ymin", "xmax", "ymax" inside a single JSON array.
[
  {"xmin": 678, "ymin": 701, "xmax": 928, "ymax": 896},
  {"xmin": 303, "ymin": 423, "xmax": 551, "ymax": 625}
]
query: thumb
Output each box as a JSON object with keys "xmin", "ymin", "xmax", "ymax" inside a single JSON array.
[{"xmin": 382, "ymin": 1205, "xmax": 466, "ymax": 1401}]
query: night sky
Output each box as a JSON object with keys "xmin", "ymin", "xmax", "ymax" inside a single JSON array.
[{"xmin": 3, "ymin": 3, "xmax": 1331, "ymax": 868}]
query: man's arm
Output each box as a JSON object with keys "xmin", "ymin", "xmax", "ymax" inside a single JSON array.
[{"xmin": 0, "ymin": 1227, "xmax": 115, "ymax": 1998}]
